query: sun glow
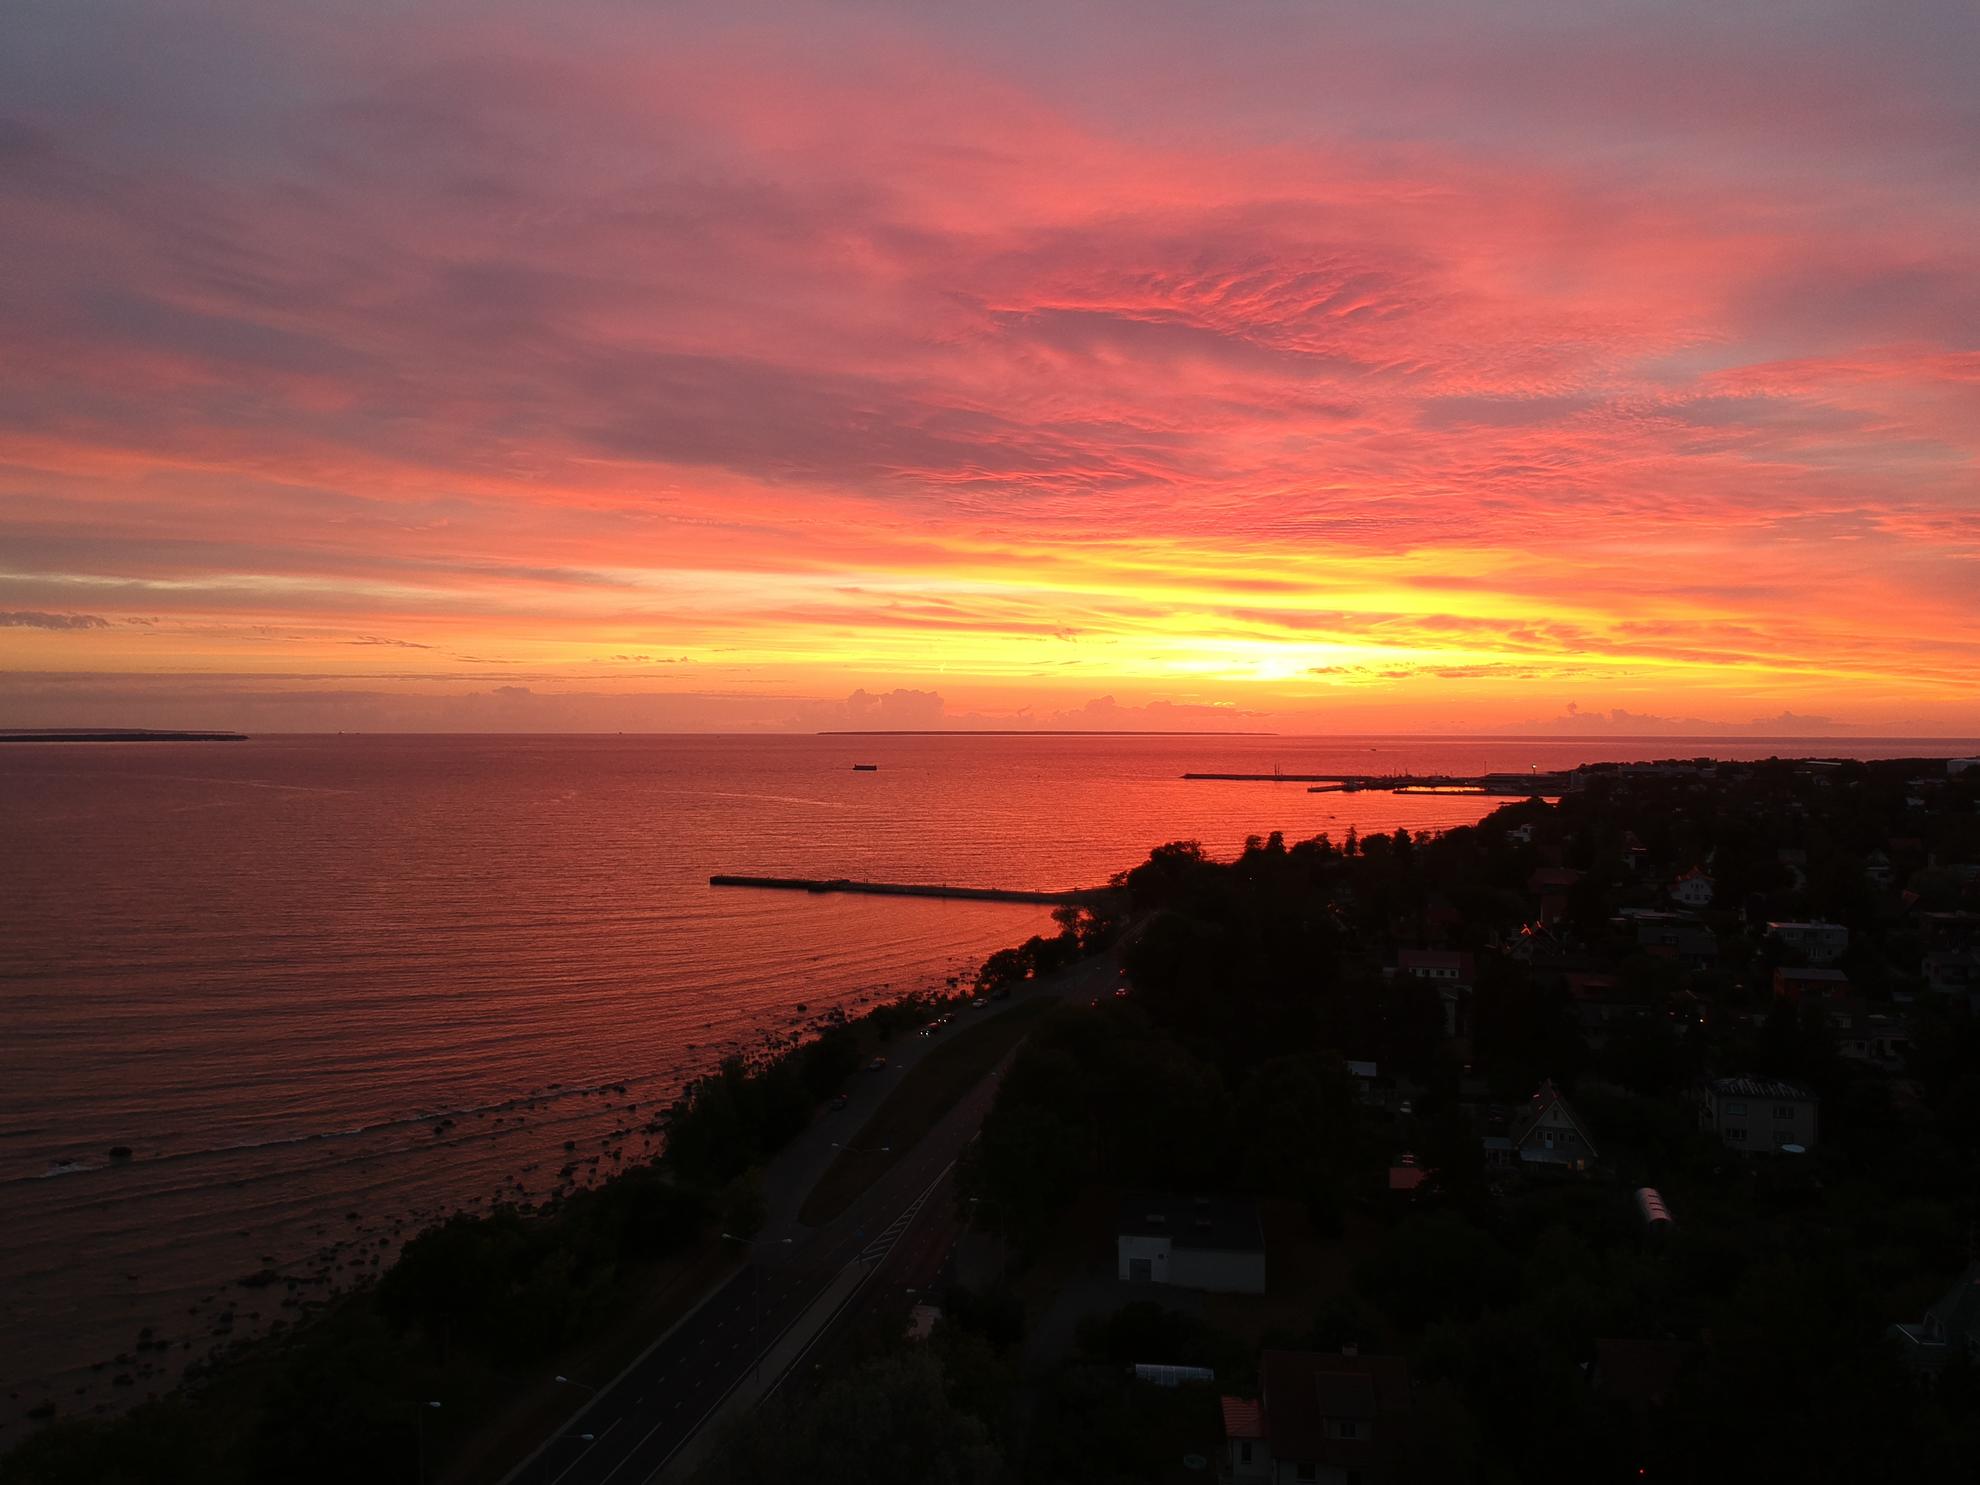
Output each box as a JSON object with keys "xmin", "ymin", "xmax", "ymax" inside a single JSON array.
[{"xmin": 1, "ymin": 2, "xmax": 1976, "ymax": 734}]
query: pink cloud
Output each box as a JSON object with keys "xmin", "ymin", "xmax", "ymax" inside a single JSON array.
[{"xmin": 0, "ymin": 1, "xmax": 1976, "ymax": 728}]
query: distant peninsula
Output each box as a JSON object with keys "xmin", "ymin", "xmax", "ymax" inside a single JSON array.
[
  {"xmin": 817, "ymin": 728, "xmax": 1277, "ymax": 736},
  {"xmin": 0, "ymin": 728, "xmax": 248, "ymax": 743}
]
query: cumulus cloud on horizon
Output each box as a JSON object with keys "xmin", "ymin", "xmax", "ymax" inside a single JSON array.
[{"xmin": 1, "ymin": 611, "xmax": 110, "ymax": 630}]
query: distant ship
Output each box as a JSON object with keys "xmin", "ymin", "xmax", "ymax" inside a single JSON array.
[{"xmin": 852, "ymin": 763, "xmax": 878, "ymax": 771}]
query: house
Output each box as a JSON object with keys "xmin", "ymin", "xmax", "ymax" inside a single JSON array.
[
  {"xmin": 1634, "ymin": 913, "xmax": 1718, "ymax": 964},
  {"xmin": 1117, "ymin": 1194, "xmax": 1265, "ymax": 1294},
  {"xmin": 1767, "ymin": 920, "xmax": 1850, "ymax": 966},
  {"xmin": 1670, "ymin": 867, "xmax": 1715, "ymax": 908},
  {"xmin": 1622, "ymin": 831, "xmax": 1649, "ymax": 874},
  {"xmin": 1395, "ymin": 950, "xmax": 1472, "ymax": 1037},
  {"xmin": 1826, "ymin": 1004, "xmax": 1909, "ymax": 1069},
  {"xmin": 1223, "ymin": 1349, "xmax": 1411, "ymax": 1484},
  {"xmin": 1889, "ymin": 1262, "xmax": 1980, "ymax": 1372},
  {"xmin": 1396, "ymin": 949, "xmax": 1473, "ymax": 984},
  {"xmin": 1922, "ymin": 949, "xmax": 1980, "ymax": 997},
  {"xmin": 1699, "ymin": 1076, "xmax": 1819, "ymax": 1153},
  {"xmin": 1488, "ymin": 1080, "xmax": 1598, "ymax": 1171},
  {"xmin": 1509, "ymin": 919, "xmax": 1564, "ymax": 962},
  {"xmin": 1772, "ymin": 965, "xmax": 1850, "ymax": 1002},
  {"xmin": 1563, "ymin": 971, "xmax": 1642, "ymax": 1034},
  {"xmin": 1387, "ymin": 1154, "xmax": 1428, "ymax": 1195},
  {"xmin": 1529, "ymin": 867, "xmax": 1583, "ymax": 925}
]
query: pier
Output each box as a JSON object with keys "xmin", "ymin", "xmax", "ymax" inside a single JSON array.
[
  {"xmin": 709, "ymin": 874, "xmax": 1114, "ymax": 906},
  {"xmin": 1183, "ymin": 770, "xmax": 1576, "ymax": 795}
]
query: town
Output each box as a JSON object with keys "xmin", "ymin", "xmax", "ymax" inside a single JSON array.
[{"xmin": 713, "ymin": 753, "xmax": 1980, "ymax": 1483}]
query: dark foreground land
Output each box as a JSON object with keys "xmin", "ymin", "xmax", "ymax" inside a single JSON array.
[
  {"xmin": 8, "ymin": 754, "xmax": 1980, "ymax": 1484},
  {"xmin": 699, "ymin": 755, "xmax": 1980, "ymax": 1485}
]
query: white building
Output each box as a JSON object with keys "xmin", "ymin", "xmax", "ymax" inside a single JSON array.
[
  {"xmin": 1767, "ymin": 920, "xmax": 1850, "ymax": 966},
  {"xmin": 1670, "ymin": 867, "xmax": 1715, "ymax": 908},
  {"xmin": 1117, "ymin": 1194, "xmax": 1265, "ymax": 1294},
  {"xmin": 1699, "ymin": 1076, "xmax": 1819, "ymax": 1153}
]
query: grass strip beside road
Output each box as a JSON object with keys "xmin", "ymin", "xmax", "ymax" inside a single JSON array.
[{"xmin": 799, "ymin": 997, "xmax": 1055, "ymax": 1226}]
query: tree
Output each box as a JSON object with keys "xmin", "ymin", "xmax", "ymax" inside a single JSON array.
[{"xmin": 706, "ymin": 1351, "xmax": 999, "ymax": 1485}]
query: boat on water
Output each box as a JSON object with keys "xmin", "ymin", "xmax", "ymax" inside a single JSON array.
[{"xmin": 852, "ymin": 763, "xmax": 878, "ymax": 771}]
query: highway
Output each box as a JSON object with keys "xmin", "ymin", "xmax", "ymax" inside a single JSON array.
[{"xmin": 519, "ymin": 948, "xmax": 1121, "ymax": 1485}]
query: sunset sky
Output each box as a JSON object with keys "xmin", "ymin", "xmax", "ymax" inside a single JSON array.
[{"xmin": 2, "ymin": 0, "xmax": 1977, "ymax": 734}]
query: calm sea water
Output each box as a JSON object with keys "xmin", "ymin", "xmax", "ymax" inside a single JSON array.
[{"xmin": 0, "ymin": 732, "xmax": 1962, "ymax": 1432}]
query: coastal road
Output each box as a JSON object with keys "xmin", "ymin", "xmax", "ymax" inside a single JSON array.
[
  {"xmin": 768, "ymin": 1165, "xmax": 970, "ymax": 1404},
  {"xmin": 532, "ymin": 1102, "xmax": 991, "ymax": 1485},
  {"xmin": 518, "ymin": 947, "xmax": 1123, "ymax": 1485}
]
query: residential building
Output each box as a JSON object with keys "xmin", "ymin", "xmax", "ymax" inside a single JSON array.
[
  {"xmin": 1889, "ymin": 1262, "xmax": 1980, "ymax": 1372},
  {"xmin": 1772, "ymin": 965, "xmax": 1850, "ymax": 1002},
  {"xmin": 1699, "ymin": 1076, "xmax": 1819, "ymax": 1152},
  {"xmin": 1923, "ymin": 949, "xmax": 1980, "ymax": 998},
  {"xmin": 1483, "ymin": 1080, "xmax": 1598, "ymax": 1171},
  {"xmin": 1387, "ymin": 1154, "xmax": 1427, "ymax": 1195},
  {"xmin": 1634, "ymin": 913, "xmax": 1718, "ymax": 964},
  {"xmin": 1395, "ymin": 949, "xmax": 1471, "ymax": 1036},
  {"xmin": 1117, "ymin": 1194, "xmax": 1265, "ymax": 1294},
  {"xmin": 1767, "ymin": 920, "xmax": 1850, "ymax": 965},
  {"xmin": 1670, "ymin": 867, "xmax": 1714, "ymax": 907},
  {"xmin": 1529, "ymin": 866, "xmax": 1582, "ymax": 925},
  {"xmin": 1827, "ymin": 1005, "xmax": 1908, "ymax": 1069},
  {"xmin": 1396, "ymin": 949, "xmax": 1473, "ymax": 984},
  {"xmin": 1222, "ymin": 1349, "xmax": 1411, "ymax": 1484}
]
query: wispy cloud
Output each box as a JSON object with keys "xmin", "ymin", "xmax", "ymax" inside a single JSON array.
[{"xmin": 0, "ymin": 1, "xmax": 1976, "ymax": 730}]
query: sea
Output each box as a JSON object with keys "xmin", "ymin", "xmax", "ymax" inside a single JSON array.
[{"xmin": 0, "ymin": 732, "xmax": 1965, "ymax": 1435}]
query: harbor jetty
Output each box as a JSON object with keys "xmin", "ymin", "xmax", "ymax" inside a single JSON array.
[
  {"xmin": 709, "ymin": 874, "xmax": 1112, "ymax": 906},
  {"xmin": 1183, "ymin": 770, "xmax": 1576, "ymax": 795},
  {"xmin": 0, "ymin": 728, "xmax": 248, "ymax": 743}
]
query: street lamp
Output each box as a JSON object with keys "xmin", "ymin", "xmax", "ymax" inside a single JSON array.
[{"xmin": 415, "ymin": 1400, "xmax": 441, "ymax": 1485}]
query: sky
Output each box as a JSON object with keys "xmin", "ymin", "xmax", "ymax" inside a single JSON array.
[{"xmin": 2, "ymin": 0, "xmax": 1977, "ymax": 735}]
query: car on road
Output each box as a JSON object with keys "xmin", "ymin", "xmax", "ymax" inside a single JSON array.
[
  {"xmin": 1113, "ymin": 986, "xmax": 1129, "ymax": 998},
  {"xmin": 867, "ymin": 1055, "xmax": 889, "ymax": 1072},
  {"xmin": 830, "ymin": 1092, "xmax": 849, "ymax": 1110}
]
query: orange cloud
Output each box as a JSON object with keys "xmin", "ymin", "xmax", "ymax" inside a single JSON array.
[{"xmin": 1, "ymin": 1, "xmax": 1976, "ymax": 733}]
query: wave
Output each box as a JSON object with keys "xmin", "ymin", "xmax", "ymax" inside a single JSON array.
[{"xmin": 4, "ymin": 1076, "xmax": 662, "ymax": 1188}]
